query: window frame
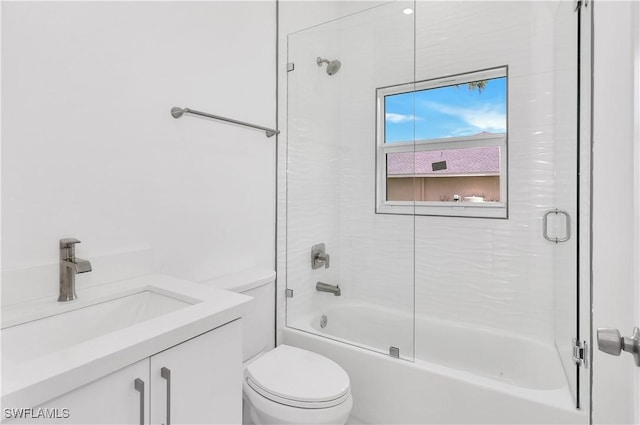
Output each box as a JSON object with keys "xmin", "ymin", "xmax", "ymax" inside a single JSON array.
[{"xmin": 375, "ymin": 66, "xmax": 508, "ymax": 219}]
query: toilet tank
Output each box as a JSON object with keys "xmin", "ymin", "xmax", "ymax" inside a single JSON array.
[{"xmin": 200, "ymin": 269, "xmax": 275, "ymax": 362}]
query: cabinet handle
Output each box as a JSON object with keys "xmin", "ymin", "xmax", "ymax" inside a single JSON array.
[
  {"xmin": 160, "ymin": 367, "xmax": 171, "ymax": 425},
  {"xmin": 134, "ymin": 378, "xmax": 145, "ymax": 425}
]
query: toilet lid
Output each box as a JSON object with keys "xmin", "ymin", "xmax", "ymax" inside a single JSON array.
[{"xmin": 245, "ymin": 345, "xmax": 350, "ymax": 409}]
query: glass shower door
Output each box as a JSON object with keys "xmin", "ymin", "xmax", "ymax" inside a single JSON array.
[
  {"xmin": 285, "ymin": 4, "xmax": 584, "ymax": 408},
  {"xmin": 409, "ymin": 0, "xmax": 583, "ymax": 406},
  {"xmin": 551, "ymin": 2, "xmax": 582, "ymax": 406},
  {"xmin": 285, "ymin": 1, "xmax": 416, "ymax": 361}
]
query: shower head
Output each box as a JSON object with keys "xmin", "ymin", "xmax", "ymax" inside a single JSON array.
[{"xmin": 317, "ymin": 57, "xmax": 341, "ymax": 76}]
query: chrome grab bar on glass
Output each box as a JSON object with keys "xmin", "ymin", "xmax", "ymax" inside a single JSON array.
[
  {"xmin": 171, "ymin": 107, "xmax": 279, "ymax": 138},
  {"xmin": 543, "ymin": 208, "xmax": 571, "ymax": 243}
]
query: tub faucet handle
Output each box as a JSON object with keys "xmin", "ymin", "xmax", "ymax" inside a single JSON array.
[
  {"xmin": 311, "ymin": 243, "xmax": 330, "ymax": 269},
  {"xmin": 317, "ymin": 252, "xmax": 330, "ymax": 268}
]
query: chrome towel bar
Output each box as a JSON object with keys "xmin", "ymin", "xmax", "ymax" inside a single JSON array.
[{"xmin": 171, "ymin": 107, "xmax": 279, "ymax": 138}]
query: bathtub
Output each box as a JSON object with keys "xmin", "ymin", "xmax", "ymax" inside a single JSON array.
[{"xmin": 284, "ymin": 301, "xmax": 587, "ymax": 424}]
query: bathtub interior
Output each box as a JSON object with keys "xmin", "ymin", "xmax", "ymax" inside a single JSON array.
[
  {"xmin": 307, "ymin": 300, "xmax": 413, "ymax": 360},
  {"xmin": 283, "ymin": 325, "xmax": 587, "ymax": 425},
  {"xmin": 290, "ymin": 299, "xmax": 565, "ymax": 392}
]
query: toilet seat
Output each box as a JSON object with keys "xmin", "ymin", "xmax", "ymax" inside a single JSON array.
[{"xmin": 244, "ymin": 345, "xmax": 350, "ymax": 409}]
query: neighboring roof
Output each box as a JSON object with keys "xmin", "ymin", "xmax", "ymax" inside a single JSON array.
[{"xmin": 387, "ymin": 146, "xmax": 500, "ymax": 176}]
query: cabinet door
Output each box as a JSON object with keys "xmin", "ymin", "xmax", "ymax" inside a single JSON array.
[
  {"xmin": 5, "ymin": 359, "xmax": 149, "ymax": 425},
  {"xmin": 150, "ymin": 320, "xmax": 242, "ymax": 425}
]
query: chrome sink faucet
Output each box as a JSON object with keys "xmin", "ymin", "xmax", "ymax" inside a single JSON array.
[{"xmin": 59, "ymin": 238, "xmax": 92, "ymax": 302}]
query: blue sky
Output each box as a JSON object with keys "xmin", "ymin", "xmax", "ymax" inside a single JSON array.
[{"xmin": 385, "ymin": 77, "xmax": 507, "ymax": 143}]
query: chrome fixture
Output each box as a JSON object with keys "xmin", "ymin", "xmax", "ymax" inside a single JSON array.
[
  {"xmin": 311, "ymin": 243, "xmax": 330, "ymax": 269},
  {"xmin": 316, "ymin": 57, "xmax": 341, "ymax": 76},
  {"xmin": 316, "ymin": 281, "xmax": 341, "ymax": 296},
  {"xmin": 597, "ymin": 327, "xmax": 640, "ymax": 367},
  {"xmin": 171, "ymin": 107, "xmax": 279, "ymax": 138},
  {"xmin": 572, "ymin": 338, "xmax": 588, "ymax": 367},
  {"xmin": 134, "ymin": 378, "xmax": 145, "ymax": 425},
  {"xmin": 59, "ymin": 238, "xmax": 92, "ymax": 302},
  {"xmin": 543, "ymin": 208, "xmax": 571, "ymax": 243},
  {"xmin": 161, "ymin": 367, "xmax": 172, "ymax": 425},
  {"xmin": 320, "ymin": 314, "xmax": 328, "ymax": 329},
  {"xmin": 389, "ymin": 346, "xmax": 400, "ymax": 359}
]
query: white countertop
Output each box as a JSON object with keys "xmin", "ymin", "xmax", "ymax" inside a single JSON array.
[{"xmin": 1, "ymin": 273, "xmax": 253, "ymax": 409}]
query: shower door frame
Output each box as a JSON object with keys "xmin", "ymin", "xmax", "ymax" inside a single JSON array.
[{"xmin": 569, "ymin": 0, "xmax": 593, "ymax": 412}]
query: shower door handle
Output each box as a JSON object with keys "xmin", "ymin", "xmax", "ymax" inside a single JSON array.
[{"xmin": 543, "ymin": 209, "xmax": 571, "ymax": 243}]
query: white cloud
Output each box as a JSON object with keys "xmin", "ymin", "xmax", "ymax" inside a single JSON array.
[
  {"xmin": 422, "ymin": 101, "xmax": 506, "ymax": 133},
  {"xmin": 385, "ymin": 113, "xmax": 416, "ymax": 124}
]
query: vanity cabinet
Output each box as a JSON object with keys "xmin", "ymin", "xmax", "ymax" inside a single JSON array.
[
  {"xmin": 149, "ymin": 320, "xmax": 242, "ymax": 425},
  {"xmin": 4, "ymin": 359, "xmax": 150, "ymax": 425},
  {"xmin": 11, "ymin": 320, "xmax": 242, "ymax": 425}
]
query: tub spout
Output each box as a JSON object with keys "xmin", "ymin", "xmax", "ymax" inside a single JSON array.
[{"xmin": 316, "ymin": 281, "xmax": 341, "ymax": 296}]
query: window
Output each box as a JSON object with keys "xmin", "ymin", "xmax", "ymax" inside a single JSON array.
[{"xmin": 376, "ymin": 67, "xmax": 508, "ymax": 218}]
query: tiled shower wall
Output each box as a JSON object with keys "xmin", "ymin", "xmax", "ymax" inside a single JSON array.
[
  {"xmin": 406, "ymin": 1, "xmax": 577, "ymax": 343},
  {"xmin": 280, "ymin": 1, "xmax": 577, "ymax": 345},
  {"xmin": 277, "ymin": 1, "xmax": 386, "ymax": 343}
]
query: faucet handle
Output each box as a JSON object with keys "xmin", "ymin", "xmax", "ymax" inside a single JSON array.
[
  {"xmin": 60, "ymin": 238, "xmax": 81, "ymax": 248},
  {"xmin": 60, "ymin": 238, "xmax": 82, "ymax": 261}
]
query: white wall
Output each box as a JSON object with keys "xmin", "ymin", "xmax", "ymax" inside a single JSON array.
[
  {"xmin": 1, "ymin": 2, "xmax": 276, "ymax": 305},
  {"xmin": 592, "ymin": 1, "xmax": 638, "ymax": 423}
]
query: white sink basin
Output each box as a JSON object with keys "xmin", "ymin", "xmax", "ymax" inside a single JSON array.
[
  {"xmin": 1, "ymin": 274, "xmax": 254, "ymax": 410},
  {"xmin": 2, "ymin": 290, "xmax": 192, "ymax": 364}
]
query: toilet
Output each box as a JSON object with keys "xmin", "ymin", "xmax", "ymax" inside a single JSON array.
[{"xmin": 201, "ymin": 270, "xmax": 353, "ymax": 425}]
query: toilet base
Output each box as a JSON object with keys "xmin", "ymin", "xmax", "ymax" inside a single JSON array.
[{"xmin": 243, "ymin": 380, "xmax": 353, "ymax": 425}]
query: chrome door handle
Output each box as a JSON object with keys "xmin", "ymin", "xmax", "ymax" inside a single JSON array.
[
  {"xmin": 134, "ymin": 378, "xmax": 145, "ymax": 425},
  {"xmin": 597, "ymin": 327, "xmax": 640, "ymax": 367},
  {"xmin": 161, "ymin": 367, "xmax": 171, "ymax": 425},
  {"xmin": 543, "ymin": 209, "xmax": 571, "ymax": 243}
]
